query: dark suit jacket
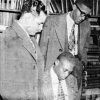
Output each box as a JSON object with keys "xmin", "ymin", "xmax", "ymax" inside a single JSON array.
[
  {"xmin": 42, "ymin": 68, "xmax": 80, "ymax": 100},
  {"xmin": 0, "ymin": 21, "xmax": 44, "ymax": 100}
]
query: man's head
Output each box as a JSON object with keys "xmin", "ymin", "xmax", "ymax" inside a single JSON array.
[
  {"xmin": 72, "ymin": 0, "xmax": 92, "ymax": 24},
  {"xmin": 19, "ymin": 0, "xmax": 47, "ymax": 35},
  {"xmin": 21, "ymin": 0, "xmax": 47, "ymax": 14},
  {"xmin": 53, "ymin": 52, "xmax": 76, "ymax": 80}
]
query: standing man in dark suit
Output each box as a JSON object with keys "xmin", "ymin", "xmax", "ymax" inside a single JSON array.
[
  {"xmin": 0, "ymin": 0, "xmax": 47, "ymax": 100},
  {"xmin": 42, "ymin": 52, "xmax": 82, "ymax": 100},
  {"xmin": 40, "ymin": 0, "xmax": 92, "ymax": 99}
]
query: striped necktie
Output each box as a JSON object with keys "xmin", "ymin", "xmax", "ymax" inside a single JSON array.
[
  {"xmin": 68, "ymin": 24, "xmax": 75, "ymax": 51},
  {"xmin": 57, "ymin": 81, "xmax": 65, "ymax": 100}
]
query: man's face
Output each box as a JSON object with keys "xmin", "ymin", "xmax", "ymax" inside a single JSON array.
[
  {"xmin": 74, "ymin": 3, "xmax": 91, "ymax": 24},
  {"xmin": 56, "ymin": 60, "xmax": 74, "ymax": 80},
  {"xmin": 28, "ymin": 11, "xmax": 47, "ymax": 35}
]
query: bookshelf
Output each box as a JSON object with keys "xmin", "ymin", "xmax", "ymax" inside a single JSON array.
[
  {"xmin": 92, "ymin": 0, "xmax": 100, "ymax": 16},
  {"xmin": 81, "ymin": 17, "xmax": 100, "ymax": 100},
  {"xmin": 0, "ymin": 9, "xmax": 20, "ymax": 13},
  {"xmin": 0, "ymin": 0, "xmax": 23, "ymax": 32}
]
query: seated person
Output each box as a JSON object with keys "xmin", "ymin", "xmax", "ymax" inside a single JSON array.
[{"xmin": 42, "ymin": 52, "xmax": 82, "ymax": 100}]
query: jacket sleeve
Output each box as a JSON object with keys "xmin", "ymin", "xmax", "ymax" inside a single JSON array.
[{"xmin": 80, "ymin": 20, "xmax": 93, "ymax": 65}]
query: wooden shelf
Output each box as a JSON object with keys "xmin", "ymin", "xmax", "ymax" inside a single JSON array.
[
  {"xmin": 90, "ymin": 16, "xmax": 100, "ymax": 18},
  {"xmin": 0, "ymin": 9, "xmax": 21, "ymax": 13}
]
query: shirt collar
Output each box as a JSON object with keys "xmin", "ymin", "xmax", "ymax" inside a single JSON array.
[
  {"xmin": 50, "ymin": 66, "xmax": 59, "ymax": 84},
  {"xmin": 67, "ymin": 12, "xmax": 75, "ymax": 26}
]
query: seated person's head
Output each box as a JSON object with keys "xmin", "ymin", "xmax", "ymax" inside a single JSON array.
[
  {"xmin": 72, "ymin": 0, "xmax": 92, "ymax": 24},
  {"xmin": 19, "ymin": 0, "xmax": 47, "ymax": 35},
  {"xmin": 53, "ymin": 52, "xmax": 76, "ymax": 81}
]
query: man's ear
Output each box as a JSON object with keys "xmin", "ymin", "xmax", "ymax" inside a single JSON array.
[{"xmin": 55, "ymin": 60, "xmax": 59, "ymax": 66}]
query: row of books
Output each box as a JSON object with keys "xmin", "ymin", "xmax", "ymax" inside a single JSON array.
[
  {"xmin": 0, "ymin": 0, "xmax": 23, "ymax": 27},
  {"xmin": 83, "ymin": 74, "xmax": 100, "ymax": 78},
  {"xmin": 50, "ymin": 0, "xmax": 73, "ymax": 13},
  {"xmin": 92, "ymin": 0, "xmax": 100, "ymax": 16},
  {"xmin": 87, "ymin": 61, "xmax": 100, "ymax": 66},
  {"xmin": 88, "ymin": 48, "xmax": 100, "ymax": 52},
  {"xmin": 82, "ymin": 26, "xmax": 100, "ymax": 89},
  {"xmin": 84, "ymin": 66, "xmax": 100, "ymax": 69},
  {"xmin": 50, "ymin": 0, "xmax": 100, "ymax": 16},
  {"xmin": 0, "ymin": 12, "xmax": 19, "ymax": 26},
  {"xmin": 0, "ymin": 0, "xmax": 24, "ymax": 10},
  {"xmin": 83, "ymin": 77, "xmax": 100, "ymax": 80},
  {"xmin": 86, "ymin": 42, "xmax": 100, "ymax": 91},
  {"xmin": 83, "ymin": 84, "xmax": 100, "ymax": 89}
]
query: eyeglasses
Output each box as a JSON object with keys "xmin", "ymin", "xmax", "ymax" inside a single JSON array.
[{"xmin": 75, "ymin": 4, "xmax": 91, "ymax": 19}]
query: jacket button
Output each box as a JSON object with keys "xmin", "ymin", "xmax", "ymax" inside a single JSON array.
[{"xmin": 59, "ymin": 49, "xmax": 63, "ymax": 52}]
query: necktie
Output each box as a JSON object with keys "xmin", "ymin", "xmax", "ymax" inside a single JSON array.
[
  {"xmin": 57, "ymin": 81, "xmax": 65, "ymax": 100},
  {"xmin": 68, "ymin": 24, "xmax": 75, "ymax": 51}
]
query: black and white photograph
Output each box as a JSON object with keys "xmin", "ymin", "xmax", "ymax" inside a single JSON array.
[{"xmin": 0, "ymin": 0, "xmax": 100, "ymax": 100}]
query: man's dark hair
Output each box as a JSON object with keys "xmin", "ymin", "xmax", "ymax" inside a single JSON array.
[
  {"xmin": 75, "ymin": 0, "xmax": 92, "ymax": 10},
  {"xmin": 21, "ymin": 0, "xmax": 47, "ymax": 14}
]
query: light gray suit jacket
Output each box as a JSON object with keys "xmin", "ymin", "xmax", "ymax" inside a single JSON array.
[{"xmin": 0, "ymin": 21, "xmax": 44, "ymax": 100}]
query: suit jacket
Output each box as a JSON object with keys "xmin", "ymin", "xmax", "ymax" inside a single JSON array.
[
  {"xmin": 0, "ymin": 21, "xmax": 44, "ymax": 100},
  {"xmin": 42, "ymin": 68, "xmax": 80, "ymax": 100},
  {"xmin": 40, "ymin": 13, "xmax": 91, "ymax": 70},
  {"xmin": 39, "ymin": 13, "xmax": 91, "ymax": 100}
]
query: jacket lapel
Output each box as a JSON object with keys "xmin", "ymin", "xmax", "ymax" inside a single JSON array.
[
  {"xmin": 12, "ymin": 21, "xmax": 37, "ymax": 61},
  {"xmin": 22, "ymin": 39, "xmax": 37, "ymax": 61},
  {"xmin": 55, "ymin": 14, "xmax": 68, "ymax": 51}
]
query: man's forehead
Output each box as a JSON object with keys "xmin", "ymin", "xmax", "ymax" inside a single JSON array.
[
  {"xmin": 35, "ymin": 11, "xmax": 46, "ymax": 20},
  {"xmin": 63, "ymin": 60, "xmax": 74, "ymax": 68}
]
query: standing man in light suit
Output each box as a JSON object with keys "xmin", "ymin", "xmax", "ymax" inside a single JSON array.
[
  {"xmin": 40, "ymin": 0, "xmax": 92, "ymax": 99},
  {"xmin": 0, "ymin": 0, "xmax": 47, "ymax": 100}
]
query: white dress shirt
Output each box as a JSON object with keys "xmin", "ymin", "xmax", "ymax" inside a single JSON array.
[
  {"xmin": 66, "ymin": 12, "xmax": 78, "ymax": 55},
  {"xmin": 50, "ymin": 67, "xmax": 68, "ymax": 100}
]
